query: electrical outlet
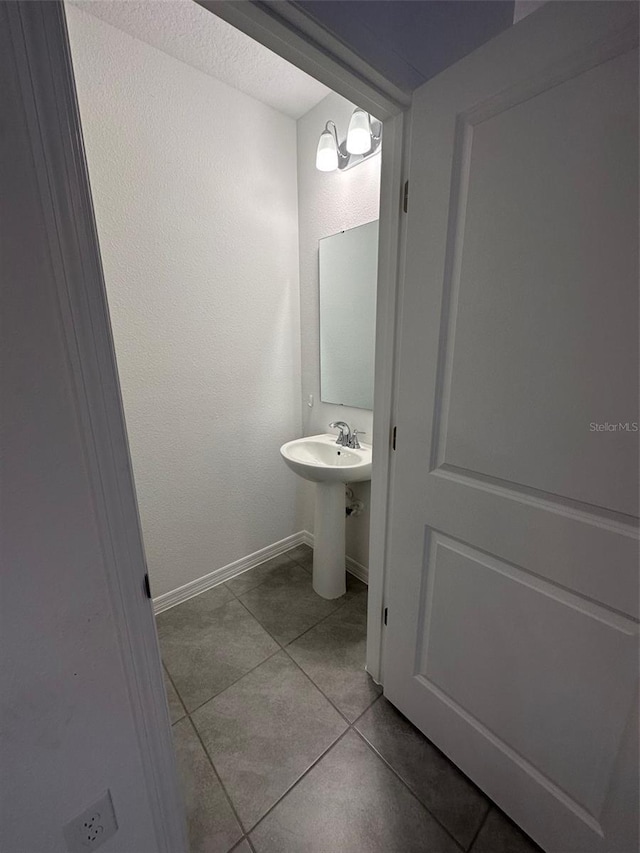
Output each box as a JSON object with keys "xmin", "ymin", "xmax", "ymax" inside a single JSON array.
[{"xmin": 64, "ymin": 790, "xmax": 118, "ymax": 852}]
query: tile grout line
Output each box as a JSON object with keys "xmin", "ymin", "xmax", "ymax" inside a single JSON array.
[
  {"xmin": 162, "ymin": 614, "xmax": 251, "ymax": 849},
  {"xmin": 162, "ymin": 558, "xmax": 297, "ymax": 717},
  {"xmin": 231, "ymin": 596, "xmax": 290, "ymax": 651},
  {"xmin": 464, "ymin": 803, "xmax": 492, "ymax": 852},
  {"xmin": 191, "ymin": 549, "xmax": 305, "ymax": 606},
  {"xmin": 163, "ymin": 663, "xmax": 187, "ymax": 724},
  {"xmin": 280, "ymin": 645, "xmax": 355, "ymax": 727},
  {"xmin": 223, "ymin": 546, "xmax": 362, "ymax": 652},
  {"xmin": 172, "ymin": 582, "xmax": 382, "ymax": 843},
  {"xmin": 349, "ymin": 725, "xmax": 468, "ymax": 853},
  {"xmin": 221, "ymin": 631, "xmax": 475, "ymax": 853},
  {"xmin": 183, "ymin": 646, "xmax": 282, "ymax": 718},
  {"xmin": 349, "ymin": 695, "xmax": 491, "ymax": 851},
  {"xmin": 172, "ymin": 654, "xmax": 469, "ymax": 852},
  {"xmin": 186, "ymin": 714, "xmax": 251, "ymax": 840},
  {"xmin": 187, "ymin": 663, "xmax": 486, "ymax": 853},
  {"xmin": 223, "ymin": 552, "xmax": 302, "ymax": 598},
  {"xmin": 280, "ymin": 641, "xmax": 375, "ymax": 728},
  {"xmin": 167, "ymin": 550, "xmax": 444, "ymax": 852},
  {"xmin": 170, "ymin": 584, "xmax": 354, "ymax": 844},
  {"xmin": 232, "ymin": 561, "xmax": 365, "ymax": 650},
  {"xmin": 187, "ymin": 597, "xmax": 386, "ymax": 837},
  {"xmin": 214, "ymin": 678, "xmax": 398, "ymax": 845},
  {"xmin": 279, "ymin": 588, "xmax": 362, "ymax": 645},
  {"xmin": 244, "ymin": 727, "xmax": 354, "ymax": 838},
  {"xmin": 227, "ymin": 573, "xmax": 376, "ymax": 730},
  {"xmin": 169, "ymin": 555, "xmax": 332, "ymax": 719},
  {"xmin": 174, "ymin": 553, "xmax": 384, "ymax": 837},
  {"xmin": 178, "ymin": 597, "xmax": 373, "ymax": 843},
  {"xmin": 240, "ymin": 693, "xmax": 468, "ymax": 851},
  {"xmin": 231, "ymin": 593, "xmax": 371, "ymax": 731},
  {"xmin": 349, "ymin": 699, "xmax": 494, "ymax": 852},
  {"xmin": 163, "ymin": 575, "xmax": 491, "ymax": 853},
  {"xmin": 230, "ymin": 580, "xmax": 351, "ymax": 660}
]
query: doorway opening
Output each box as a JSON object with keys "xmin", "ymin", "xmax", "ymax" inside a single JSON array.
[{"xmin": 64, "ymin": 2, "xmax": 397, "ymax": 849}]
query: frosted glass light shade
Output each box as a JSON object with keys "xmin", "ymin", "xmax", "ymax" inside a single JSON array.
[
  {"xmin": 316, "ymin": 129, "xmax": 339, "ymax": 171},
  {"xmin": 346, "ymin": 109, "xmax": 371, "ymax": 155}
]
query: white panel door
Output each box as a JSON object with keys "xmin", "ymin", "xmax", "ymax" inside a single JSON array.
[{"xmin": 384, "ymin": 4, "xmax": 639, "ymax": 852}]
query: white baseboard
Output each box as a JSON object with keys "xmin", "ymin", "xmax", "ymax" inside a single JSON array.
[
  {"xmin": 346, "ymin": 555, "xmax": 369, "ymax": 585},
  {"xmin": 153, "ymin": 530, "xmax": 369, "ymax": 615},
  {"xmin": 300, "ymin": 529, "xmax": 314, "ymax": 549},
  {"xmin": 299, "ymin": 530, "xmax": 369, "ymax": 584},
  {"xmin": 153, "ymin": 531, "xmax": 308, "ymax": 614}
]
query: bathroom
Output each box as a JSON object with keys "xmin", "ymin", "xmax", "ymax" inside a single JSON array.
[
  {"xmin": 6, "ymin": 1, "xmax": 638, "ymax": 851},
  {"xmin": 63, "ymin": 3, "xmax": 604, "ymax": 852},
  {"xmin": 65, "ymin": 2, "xmax": 524, "ymax": 851},
  {"xmin": 64, "ymin": 0, "xmax": 379, "ymax": 605},
  {"xmin": 64, "ymin": 2, "xmax": 400, "ymax": 850}
]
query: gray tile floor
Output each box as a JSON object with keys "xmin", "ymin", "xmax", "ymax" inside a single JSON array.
[{"xmin": 158, "ymin": 545, "xmax": 543, "ymax": 853}]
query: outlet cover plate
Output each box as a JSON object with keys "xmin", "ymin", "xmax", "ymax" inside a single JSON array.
[{"xmin": 64, "ymin": 790, "xmax": 118, "ymax": 852}]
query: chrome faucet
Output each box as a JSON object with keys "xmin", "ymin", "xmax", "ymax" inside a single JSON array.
[
  {"xmin": 329, "ymin": 421, "xmax": 366, "ymax": 449},
  {"xmin": 329, "ymin": 421, "xmax": 351, "ymax": 447}
]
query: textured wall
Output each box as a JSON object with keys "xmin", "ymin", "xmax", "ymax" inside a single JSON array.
[
  {"xmin": 1, "ymin": 10, "xmax": 158, "ymax": 849},
  {"xmin": 67, "ymin": 6, "xmax": 303, "ymax": 598},
  {"xmin": 71, "ymin": 0, "xmax": 329, "ymax": 119},
  {"xmin": 296, "ymin": 92, "xmax": 381, "ymax": 568}
]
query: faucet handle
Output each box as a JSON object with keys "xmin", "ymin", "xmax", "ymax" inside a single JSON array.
[{"xmin": 351, "ymin": 429, "xmax": 366, "ymax": 449}]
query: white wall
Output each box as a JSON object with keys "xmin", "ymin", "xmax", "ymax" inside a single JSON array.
[
  {"xmin": 296, "ymin": 92, "xmax": 381, "ymax": 568},
  {"xmin": 66, "ymin": 6, "xmax": 303, "ymax": 598},
  {"xmin": 1, "ymin": 11, "xmax": 159, "ymax": 850}
]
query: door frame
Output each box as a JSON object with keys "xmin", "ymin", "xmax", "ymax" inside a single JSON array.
[
  {"xmin": 6, "ymin": 4, "xmax": 188, "ymax": 850},
  {"xmin": 203, "ymin": 0, "xmax": 408, "ymax": 683},
  {"xmin": 16, "ymin": 0, "xmax": 406, "ymax": 839}
]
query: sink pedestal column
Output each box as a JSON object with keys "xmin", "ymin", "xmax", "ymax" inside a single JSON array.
[{"xmin": 313, "ymin": 482, "xmax": 346, "ymax": 599}]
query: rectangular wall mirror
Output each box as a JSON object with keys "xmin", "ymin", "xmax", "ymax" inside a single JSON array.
[{"xmin": 318, "ymin": 219, "xmax": 379, "ymax": 410}]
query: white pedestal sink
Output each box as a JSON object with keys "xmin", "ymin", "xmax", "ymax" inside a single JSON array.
[{"xmin": 280, "ymin": 434, "xmax": 372, "ymax": 599}]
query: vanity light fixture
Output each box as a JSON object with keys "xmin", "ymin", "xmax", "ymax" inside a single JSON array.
[
  {"xmin": 315, "ymin": 121, "xmax": 342, "ymax": 172},
  {"xmin": 346, "ymin": 108, "xmax": 373, "ymax": 154},
  {"xmin": 315, "ymin": 108, "xmax": 382, "ymax": 173}
]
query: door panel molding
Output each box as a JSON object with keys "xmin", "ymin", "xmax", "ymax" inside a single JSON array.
[
  {"xmin": 415, "ymin": 675, "xmax": 605, "ymax": 838},
  {"xmin": 424, "ymin": 471, "xmax": 639, "ymax": 619},
  {"xmin": 415, "ymin": 532, "xmax": 637, "ymax": 817},
  {"xmin": 430, "ymin": 41, "xmax": 639, "ymax": 514},
  {"xmin": 434, "ymin": 464, "xmax": 640, "ymax": 530}
]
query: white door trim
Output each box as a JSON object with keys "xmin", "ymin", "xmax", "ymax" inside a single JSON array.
[
  {"xmin": 365, "ymin": 109, "xmax": 407, "ymax": 682},
  {"xmin": 6, "ymin": 4, "xmax": 187, "ymax": 850},
  {"xmin": 198, "ymin": 0, "xmax": 409, "ymax": 118}
]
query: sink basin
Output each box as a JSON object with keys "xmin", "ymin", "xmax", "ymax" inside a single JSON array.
[
  {"xmin": 280, "ymin": 433, "xmax": 372, "ymax": 599},
  {"xmin": 280, "ymin": 434, "xmax": 372, "ymax": 483}
]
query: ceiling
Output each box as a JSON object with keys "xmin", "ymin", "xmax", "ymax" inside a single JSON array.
[
  {"xmin": 70, "ymin": 0, "xmax": 330, "ymax": 119},
  {"xmin": 285, "ymin": 0, "xmax": 516, "ymax": 94}
]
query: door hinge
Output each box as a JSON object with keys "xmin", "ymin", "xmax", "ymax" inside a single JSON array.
[
  {"xmin": 403, "ymin": 180, "xmax": 409, "ymax": 213},
  {"xmin": 143, "ymin": 573, "xmax": 151, "ymax": 599},
  {"xmin": 392, "ymin": 425, "xmax": 397, "ymax": 450},
  {"xmin": 384, "ymin": 607, "xmax": 388, "ymax": 626}
]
